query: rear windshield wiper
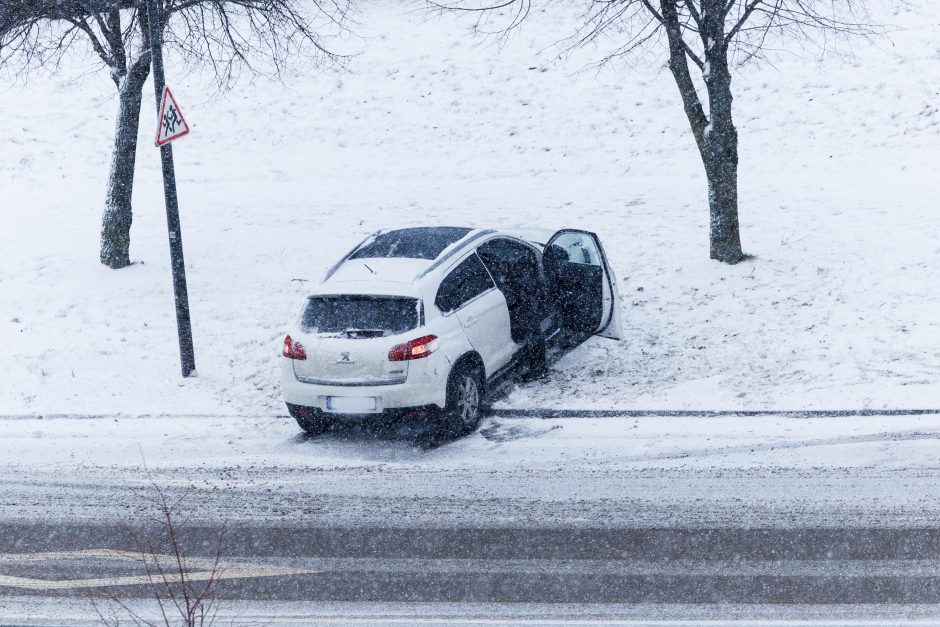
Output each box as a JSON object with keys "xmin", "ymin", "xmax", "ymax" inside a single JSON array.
[{"xmin": 342, "ymin": 328, "xmax": 387, "ymax": 338}]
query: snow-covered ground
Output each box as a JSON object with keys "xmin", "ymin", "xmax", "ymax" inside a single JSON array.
[
  {"xmin": 7, "ymin": 413, "xmax": 940, "ymax": 475},
  {"xmin": 4, "ymin": 412, "xmax": 940, "ymax": 527},
  {"xmin": 2, "ymin": 1, "xmax": 939, "ymax": 416}
]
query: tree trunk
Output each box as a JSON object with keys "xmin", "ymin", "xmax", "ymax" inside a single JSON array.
[
  {"xmin": 99, "ymin": 67, "xmax": 149, "ymax": 269},
  {"xmin": 701, "ymin": 52, "xmax": 744, "ymax": 264},
  {"xmin": 659, "ymin": 0, "xmax": 745, "ymax": 264}
]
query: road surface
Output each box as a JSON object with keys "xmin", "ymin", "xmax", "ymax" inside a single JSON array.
[{"xmin": 3, "ymin": 412, "xmax": 940, "ymax": 624}]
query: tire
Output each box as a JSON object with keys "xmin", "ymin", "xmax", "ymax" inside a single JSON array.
[
  {"xmin": 440, "ymin": 362, "xmax": 484, "ymax": 436},
  {"xmin": 287, "ymin": 404, "xmax": 331, "ymax": 436}
]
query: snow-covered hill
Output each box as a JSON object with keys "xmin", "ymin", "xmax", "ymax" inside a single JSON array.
[{"xmin": 1, "ymin": 1, "xmax": 938, "ymax": 416}]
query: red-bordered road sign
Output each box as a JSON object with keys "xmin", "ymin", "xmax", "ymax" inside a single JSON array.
[{"xmin": 155, "ymin": 87, "xmax": 190, "ymax": 147}]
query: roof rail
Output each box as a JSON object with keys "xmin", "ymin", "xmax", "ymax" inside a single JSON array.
[
  {"xmin": 414, "ymin": 229, "xmax": 496, "ymax": 282},
  {"xmin": 321, "ymin": 231, "xmax": 381, "ymax": 283}
]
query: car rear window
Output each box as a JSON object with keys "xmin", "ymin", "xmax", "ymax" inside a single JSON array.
[{"xmin": 300, "ymin": 296, "xmax": 420, "ymax": 337}]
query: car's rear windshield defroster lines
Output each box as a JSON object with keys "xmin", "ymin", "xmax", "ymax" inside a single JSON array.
[{"xmin": 301, "ymin": 296, "xmax": 419, "ymax": 337}]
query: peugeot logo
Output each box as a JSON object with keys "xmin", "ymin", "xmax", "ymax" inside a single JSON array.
[{"xmin": 338, "ymin": 352, "xmax": 352, "ymax": 363}]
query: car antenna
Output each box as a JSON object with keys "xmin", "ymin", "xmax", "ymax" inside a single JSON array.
[{"xmin": 363, "ymin": 262, "xmax": 376, "ymax": 274}]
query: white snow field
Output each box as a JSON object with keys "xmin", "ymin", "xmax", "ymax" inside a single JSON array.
[{"xmin": 1, "ymin": 1, "xmax": 939, "ymax": 417}]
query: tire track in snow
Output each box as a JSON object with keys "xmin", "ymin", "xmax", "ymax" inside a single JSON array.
[{"xmin": 579, "ymin": 429, "xmax": 940, "ymax": 464}]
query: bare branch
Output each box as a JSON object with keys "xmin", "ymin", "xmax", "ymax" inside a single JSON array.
[
  {"xmin": 683, "ymin": 0, "xmax": 703, "ymax": 29},
  {"xmin": 65, "ymin": 15, "xmax": 115, "ymax": 67},
  {"xmin": 2, "ymin": 0, "xmax": 353, "ymax": 88},
  {"xmin": 427, "ymin": 0, "xmax": 882, "ymax": 73},
  {"xmin": 725, "ymin": 0, "xmax": 761, "ymax": 44},
  {"xmin": 660, "ymin": 0, "xmax": 708, "ymax": 154}
]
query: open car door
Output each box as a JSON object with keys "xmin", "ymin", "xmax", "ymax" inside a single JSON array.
[{"xmin": 543, "ymin": 229, "xmax": 622, "ymax": 341}]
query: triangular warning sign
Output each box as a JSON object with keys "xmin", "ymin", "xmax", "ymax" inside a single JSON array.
[{"xmin": 155, "ymin": 87, "xmax": 190, "ymax": 147}]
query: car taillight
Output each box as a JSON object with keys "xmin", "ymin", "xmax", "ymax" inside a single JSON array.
[
  {"xmin": 282, "ymin": 335, "xmax": 307, "ymax": 360},
  {"xmin": 388, "ymin": 335, "xmax": 439, "ymax": 361}
]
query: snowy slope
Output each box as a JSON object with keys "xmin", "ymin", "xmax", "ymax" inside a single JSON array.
[{"xmin": 1, "ymin": 1, "xmax": 939, "ymax": 416}]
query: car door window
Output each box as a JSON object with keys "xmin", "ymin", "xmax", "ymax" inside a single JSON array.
[
  {"xmin": 435, "ymin": 254, "xmax": 495, "ymax": 314},
  {"xmin": 544, "ymin": 228, "xmax": 622, "ymax": 341},
  {"xmin": 477, "ymin": 238, "xmax": 543, "ymax": 344},
  {"xmin": 547, "ymin": 232, "xmax": 601, "ymax": 266}
]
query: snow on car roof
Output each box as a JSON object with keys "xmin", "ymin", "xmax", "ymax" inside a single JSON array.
[
  {"xmin": 499, "ymin": 226, "xmax": 556, "ymax": 247},
  {"xmin": 320, "ymin": 226, "xmax": 485, "ymax": 289},
  {"xmin": 310, "ymin": 258, "xmax": 428, "ymax": 298},
  {"xmin": 317, "ymin": 226, "xmax": 536, "ymax": 294},
  {"xmin": 325, "ymin": 257, "xmax": 430, "ymax": 285},
  {"xmin": 349, "ymin": 226, "xmax": 473, "ymax": 260}
]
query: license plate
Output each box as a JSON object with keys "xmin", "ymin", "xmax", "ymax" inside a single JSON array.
[{"xmin": 326, "ymin": 396, "xmax": 378, "ymax": 413}]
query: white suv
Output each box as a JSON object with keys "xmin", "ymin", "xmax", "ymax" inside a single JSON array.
[{"xmin": 280, "ymin": 226, "xmax": 622, "ymax": 436}]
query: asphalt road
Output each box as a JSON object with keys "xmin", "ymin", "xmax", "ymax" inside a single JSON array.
[
  {"xmin": 4, "ymin": 413, "xmax": 940, "ymax": 624},
  {"xmin": 6, "ymin": 524, "xmax": 940, "ymax": 624},
  {"xmin": 6, "ymin": 524, "xmax": 940, "ymax": 625}
]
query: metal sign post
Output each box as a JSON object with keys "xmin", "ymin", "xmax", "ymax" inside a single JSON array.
[{"xmin": 144, "ymin": 0, "xmax": 196, "ymax": 377}]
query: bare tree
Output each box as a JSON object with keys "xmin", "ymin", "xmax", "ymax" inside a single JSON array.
[
  {"xmin": 1, "ymin": 0, "xmax": 351, "ymax": 268},
  {"xmin": 91, "ymin": 476, "xmax": 227, "ymax": 626},
  {"xmin": 431, "ymin": 0, "xmax": 877, "ymax": 263}
]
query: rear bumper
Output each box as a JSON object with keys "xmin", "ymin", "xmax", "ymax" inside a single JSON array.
[
  {"xmin": 287, "ymin": 402, "xmax": 437, "ymax": 422},
  {"xmin": 280, "ymin": 357, "xmax": 448, "ymax": 414}
]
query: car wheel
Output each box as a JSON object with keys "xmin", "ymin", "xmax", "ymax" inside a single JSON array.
[
  {"xmin": 442, "ymin": 363, "xmax": 484, "ymax": 436},
  {"xmin": 287, "ymin": 404, "xmax": 330, "ymax": 437}
]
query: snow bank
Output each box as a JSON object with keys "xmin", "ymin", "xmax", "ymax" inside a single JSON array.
[{"xmin": 1, "ymin": 1, "xmax": 938, "ymax": 416}]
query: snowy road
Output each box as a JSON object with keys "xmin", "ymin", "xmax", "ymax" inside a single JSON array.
[
  {"xmin": 3, "ymin": 413, "xmax": 940, "ymax": 623},
  {"xmin": 6, "ymin": 525, "xmax": 940, "ymax": 623},
  {"xmin": 3, "ymin": 412, "xmax": 940, "ymax": 527}
]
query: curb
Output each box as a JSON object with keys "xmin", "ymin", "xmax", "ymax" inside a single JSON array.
[
  {"xmin": 490, "ymin": 408, "xmax": 940, "ymax": 419},
  {"xmin": 3, "ymin": 409, "xmax": 940, "ymax": 421}
]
